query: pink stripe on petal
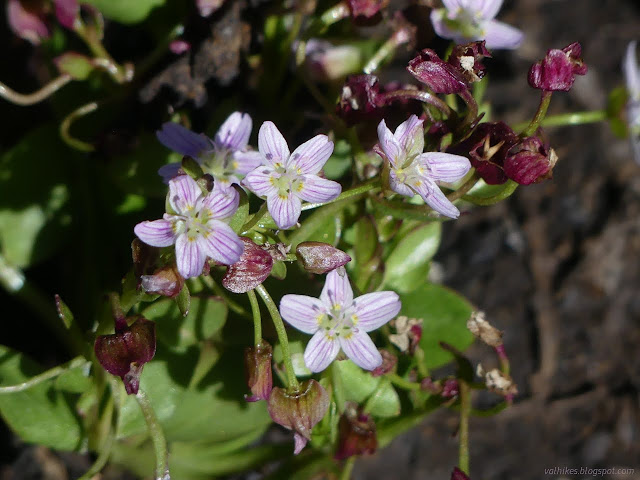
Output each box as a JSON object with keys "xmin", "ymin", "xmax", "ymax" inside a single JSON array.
[
  {"xmin": 233, "ymin": 150, "xmax": 263, "ymax": 175},
  {"xmin": 339, "ymin": 332, "xmax": 382, "ymax": 371},
  {"xmin": 353, "ymin": 292, "xmax": 401, "ymax": 332},
  {"xmin": 298, "ymin": 175, "xmax": 342, "ymax": 203},
  {"xmin": 287, "ymin": 135, "xmax": 334, "ymax": 174},
  {"xmin": 175, "ymin": 234, "xmax": 206, "ymax": 278},
  {"xmin": 416, "ymin": 179, "xmax": 461, "ymax": 218},
  {"xmin": 280, "ymin": 295, "xmax": 325, "ymax": 334},
  {"xmin": 267, "ymin": 194, "xmax": 302, "ymax": 230},
  {"xmin": 215, "ymin": 112, "xmax": 252, "ymax": 150},
  {"xmin": 394, "ymin": 115, "xmax": 424, "ymax": 159},
  {"xmin": 304, "ymin": 330, "xmax": 340, "ymax": 372},
  {"xmin": 134, "ymin": 219, "xmax": 176, "ymax": 247},
  {"xmin": 201, "ymin": 187, "xmax": 239, "ymax": 220},
  {"xmin": 199, "ymin": 221, "xmax": 244, "ymax": 265},
  {"xmin": 389, "ymin": 171, "xmax": 415, "ymax": 197},
  {"xmin": 420, "ymin": 152, "xmax": 471, "ymax": 183},
  {"xmin": 243, "ymin": 168, "xmax": 277, "ymax": 197},
  {"xmin": 320, "ymin": 269, "xmax": 353, "ymax": 309},
  {"xmin": 377, "ymin": 119, "xmax": 402, "ymax": 167},
  {"xmin": 169, "ymin": 175, "xmax": 202, "ymax": 213},
  {"xmin": 258, "ymin": 121, "xmax": 290, "ymax": 167}
]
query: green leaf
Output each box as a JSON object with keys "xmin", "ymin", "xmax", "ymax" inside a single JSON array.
[
  {"xmin": 304, "ymin": 211, "xmax": 342, "ymax": 245},
  {"xmin": 228, "ymin": 188, "xmax": 249, "ymax": 233},
  {"xmin": 270, "ymin": 260, "xmax": 287, "ymax": 280},
  {"xmin": 176, "ymin": 283, "xmax": 191, "ymax": 317},
  {"xmin": 55, "ymin": 294, "xmax": 74, "ymax": 329},
  {"xmin": 0, "ymin": 127, "xmax": 72, "ymax": 268},
  {"xmin": 0, "ymin": 346, "xmax": 82, "ymax": 450},
  {"xmin": 323, "ymin": 140, "xmax": 352, "ymax": 180},
  {"xmin": 383, "ymin": 223, "xmax": 441, "ymax": 293},
  {"xmin": 333, "ymin": 360, "xmax": 400, "ymax": 417},
  {"xmin": 54, "ymin": 366, "xmax": 92, "ymax": 393},
  {"xmin": 83, "ymin": 0, "xmax": 166, "ymax": 24},
  {"xmin": 399, "ymin": 284, "xmax": 474, "ymax": 369},
  {"xmin": 142, "ymin": 296, "xmax": 227, "ymax": 350}
]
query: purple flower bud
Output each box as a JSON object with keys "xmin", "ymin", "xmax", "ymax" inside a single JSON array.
[
  {"xmin": 222, "ymin": 237, "xmax": 273, "ymax": 293},
  {"xmin": 370, "ymin": 349, "xmax": 397, "ymax": 377},
  {"xmin": 6, "ymin": 0, "xmax": 50, "ymax": 45},
  {"xmin": 407, "ymin": 49, "xmax": 468, "ymax": 94},
  {"xmin": 141, "ymin": 264, "xmax": 184, "ymax": 298},
  {"xmin": 451, "ymin": 122, "xmax": 519, "ymax": 185},
  {"xmin": 448, "ymin": 41, "xmax": 492, "ymax": 84},
  {"xmin": 169, "ymin": 39, "xmax": 191, "ymax": 55},
  {"xmin": 441, "ymin": 379, "xmax": 459, "ymax": 398},
  {"xmin": 53, "ymin": 0, "xmax": 78, "ymax": 30},
  {"xmin": 528, "ymin": 42, "xmax": 588, "ymax": 92},
  {"xmin": 452, "ymin": 467, "xmax": 471, "ymax": 480},
  {"xmin": 347, "ymin": 0, "xmax": 389, "ymax": 25},
  {"xmin": 267, "ymin": 379, "xmax": 330, "ymax": 454},
  {"xmin": 244, "ymin": 341, "xmax": 273, "ymax": 402},
  {"xmin": 334, "ymin": 403, "xmax": 377, "ymax": 460},
  {"xmin": 504, "ymin": 136, "xmax": 557, "ymax": 185},
  {"xmin": 336, "ymin": 75, "xmax": 385, "ymax": 125},
  {"xmin": 295, "ymin": 241, "xmax": 351, "ymax": 274},
  {"xmin": 94, "ymin": 316, "xmax": 156, "ymax": 395}
]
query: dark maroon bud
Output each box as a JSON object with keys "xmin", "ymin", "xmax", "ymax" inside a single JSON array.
[
  {"xmin": 268, "ymin": 379, "xmax": 330, "ymax": 454},
  {"xmin": 244, "ymin": 341, "xmax": 273, "ymax": 402},
  {"xmin": 6, "ymin": 0, "xmax": 50, "ymax": 45},
  {"xmin": 222, "ymin": 237, "xmax": 273, "ymax": 293},
  {"xmin": 441, "ymin": 379, "xmax": 459, "ymax": 398},
  {"xmin": 337, "ymin": 74, "xmax": 385, "ymax": 125},
  {"xmin": 408, "ymin": 323, "xmax": 422, "ymax": 354},
  {"xmin": 371, "ymin": 349, "xmax": 397, "ymax": 377},
  {"xmin": 334, "ymin": 402, "xmax": 377, "ymax": 460},
  {"xmin": 451, "ymin": 122, "xmax": 518, "ymax": 185},
  {"xmin": 448, "ymin": 41, "xmax": 492, "ymax": 84},
  {"xmin": 407, "ymin": 49, "xmax": 468, "ymax": 94},
  {"xmin": 141, "ymin": 264, "xmax": 184, "ymax": 298},
  {"xmin": 53, "ymin": 0, "xmax": 78, "ymax": 30},
  {"xmin": 504, "ymin": 136, "xmax": 558, "ymax": 185},
  {"xmin": 94, "ymin": 316, "xmax": 156, "ymax": 395},
  {"xmin": 347, "ymin": 0, "xmax": 389, "ymax": 25},
  {"xmin": 295, "ymin": 241, "xmax": 351, "ymax": 274},
  {"xmin": 528, "ymin": 42, "xmax": 588, "ymax": 92},
  {"xmin": 452, "ymin": 467, "xmax": 471, "ymax": 480}
]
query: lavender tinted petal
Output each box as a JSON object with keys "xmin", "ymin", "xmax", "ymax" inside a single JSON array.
[
  {"xmin": 393, "ymin": 115, "xmax": 424, "ymax": 158},
  {"xmin": 258, "ymin": 121, "xmax": 290, "ymax": 167},
  {"xmin": 158, "ymin": 162, "xmax": 183, "ymax": 184},
  {"xmin": 298, "ymin": 175, "xmax": 342, "ymax": 203},
  {"xmin": 419, "ymin": 152, "xmax": 471, "ymax": 183},
  {"xmin": 200, "ymin": 186, "xmax": 240, "ymax": 220},
  {"xmin": 320, "ymin": 269, "xmax": 354, "ymax": 308},
  {"xmin": 156, "ymin": 122, "xmax": 211, "ymax": 159},
  {"xmin": 483, "ymin": 20, "xmax": 524, "ymax": 50},
  {"xmin": 624, "ymin": 41, "xmax": 640, "ymax": 100},
  {"xmin": 417, "ymin": 180, "xmax": 461, "ymax": 218},
  {"xmin": 233, "ymin": 151, "xmax": 263, "ymax": 175},
  {"xmin": 339, "ymin": 332, "xmax": 383, "ymax": 371},
  {"xmin": 267, "ymin": 194, "xmax": 302, "ymax": 230},
  {"xmin": 287, "ymin": 135, "xmax": 334, "ymax": 174},
  {"xmin": 175, "ymin": 234, "xmax": 206, "ymax": 278},
  {"xmin": 304, "ymin": 330, "xmax": 340, "ymax": 372},
  {"xmin": 478, "ymin": 0, "xmax": 503, "ymax": 19},
  {"xmin": 215, "ymin": 112, "xmax": 252, "ymax": 150},
  {"xmin": 243, "ymin": 168, "xmax": 278, "ymax": 197},
  {"xmin": 134, "ymin": 219, "xmax": 176, "ymax": 247},
  {"xmin": 198, "ymin": 220, "xmax": 244, "ymax": 265},
  {"xmin": 169, "ymin": 175, "xmax": 202, "ymax": 213},
  {"xmin": 353, "ymin": 291, "xmax": 401, "ymax": 332},
  {"xmin": 376, "ymin": 120, "xmax": 403, "ymax": 166},
  {"xmin": 280, "ymin": 295, "xmax": 325, "ymax": 334}
]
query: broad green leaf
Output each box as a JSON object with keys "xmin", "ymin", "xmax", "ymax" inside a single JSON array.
[
  {"xmin": 142, "ymin": 297, "xmax": 227, "ymax": 350},
  {"xmin": 304, "ymin": 211, "xmax": 342, "ymax": 245},
  {"xmin": 270, "ymin": 260, "xmax": 287, "ymax": 280},
  {"xmin": 334, "ymin": 360, "xmax": 400, "ymax": 417},
  {"xmin": 83, "ymin": 0, "xmax": 166, "ymax": 24},
  {"xmin": 399, "ymin": 284, "xmax": 474, "ymax": 369},
  {"xmin": 0, "ymin": 127, "xmax": 72, "ymax": 267},
  {"xmin": 384, "ymin": 223, "xmax": 441, "ymax": 293},
  {"xmin": 0, "ymin": 346, "xmax": 82, "ymax": 450},
  {"xmin": 54, "ymin": 366, "xmax": 92, "ymax": 393}
]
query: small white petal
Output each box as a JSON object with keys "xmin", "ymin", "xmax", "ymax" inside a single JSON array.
[
  {"xmin": 478, "ymin": 0, "xmax": 503, "ymax": 20},
  {"xmin": 415, "ymin": 179, "xmax": 461, "ymax": 218},
  {"xmin": 419, "ymin": 152, "xmax": 471, "ymax": 183},
  {"xmin": 339, "ymin": 332, "xmax": 382, "ymax": 371},
  {"xmin": 353, "ymin": 291, "xmax": 401, "ymax": 332},
  {"xmin": 243, "ymin": 168, "xmax": 278, "ymax": 197},
  {"xmin": 377, "ymin": 119, "xmax": 403, "ymax": 167},
  {"xmin": 394, "ymin": 115, "xmax": 424, "ymax": 159},
  {"xmin": 258, "ymin": 121, "xmax": 290, "ymax": 167},
  {"xmin": 298, "ymin": 175, "xmax": 342, "ymax": 203},
  {"xmin": 389, "ymin": 170, "xmax": 415, "ymax": 197},
  {"xmin": 287, "ymin": 135, "xmax": 334, "ymax": 174},
  {"xmin": 304, "ymin": 330, "xmax": 340, "ymax": 372},
  {"xmin": 280, "ymin": 295, "xmax": 325, "ymax": 334},
  {"xmin": 200, "ymin": 187, "xmax": 239, "ymax": 220},
  {"xmin": 134, "ymin": 219, "xmax": 175, "ymax": 247},
  {"xmin": 168, "ymin": 175, "xmax": 202, "ymax": 213},
  {"xmin": 215, "ymin": 112, "xmax": 252, "ymax": 150},
  {"xmin": 483, "ymin": 20, "xmax": 523, "ymax": 50},
  {"xmin": 198, "ymin": 220, "xmax": 244, "ymax": 265},
  {"xmin": 267, "ymin": 193, "xmax": 302, "ymax": 230},
  {"xmin": 175, "ymin": 234, "xmax": 206, "ymax": 278},
  {"xmin": 232, "ymin": 150, "xmax": 263, "ymax": 175},
  {"xmin": 320, "ymin": 269, "xmax": 353, "ymax": 309}
]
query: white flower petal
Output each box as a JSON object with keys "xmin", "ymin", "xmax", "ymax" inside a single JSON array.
[
  {"xmin": 478, "ymin": 0, "xmax": 503, "ymax": 20},
  {"xmin": 430, "ymin": 8, "xmax": 459, "ymax": 41},
  {"xmin": 200, "ymin": 186, "xmax": 239, "ymax": 220},
  {"xmin": 304, "ymin": 330, "xmax": 340, "ymax": 373},
  {"xmin": 415, "ymin": 179, "xmax": 461, "ymax": 218},
  {"xmin": 175, "ymin": 234, "xmax": 206, "ymax": 278},
  {"xmin": 394, "ymin": 115, "xmax": 424, "ymax": 159},
  {"xmin": 339, "ymin": 332, "xmax": 382, "ymax": 371},
  {"xmin": 298, "ymin": 175, "xmax": 342, "ymax": 203},
  {"xmin": 258, "ymin": 121, "xmax": 290, "ymax": 167},
  {"xmin": 389, "ymin": 170, "xmax": 415, "ymax": 197},
  {"xmin": 243, "ymin": 168, "xmax": 278, "ymax": 197},
  {"xmin": 287, "ymin": 135, "xmax": 334, "ymax": 174},
  {"xmin": 483, "ymin": 19, "xmax": 523, "ymax": 50},
  {"xmin": 232, "ymin": 150, "xmax": 263, "ymax": 175},
  {"xmin": 280, "ymin": 295, "xmax": 326, "ymax": 334},
  {"xmin": 419, "ymin": 152, "xmax": 471, "ymax": 183},
  {"xmin": 215, "ymin": 112, "xmax": 252, "ymax": 150},
  {"xmin": 134, "ymin": 219, "xmax": 175, "ymax": 247},
  {"xmin": 624, "ymin": 41, "xmax": 640, "ymax": 100},
  {"xmin": 353, "ymin": 291, "xmax": 401, "ymax": 332},
  {"xmin": 320, "ymin": 269, "xmax": 353, "ymax": 309},
  {"xmin": 169, "ymin": 175, "xmax": 202, "ymax": 213},
  {"xmin": 377, "ymin": 119, "xmax": 403, "ymax": 167},
  {"xmin": 198, "ymin": 220, "xmax": 244, "ymax": 265},
  {"xmin": 267, "ymin": 193, "xmax": 302, "ymax": 230}
]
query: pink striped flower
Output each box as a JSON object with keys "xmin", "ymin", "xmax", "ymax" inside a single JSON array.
[
  {"xmin": 134, "ymin": 175, "xmax": 243, "ymax": 279},
  {"xmin": 243, "ymin": 122, "xmax": 342, "ymax": 229},
  {"xmin": 280, "ymin": 269, "xmax": 401, "ymax": 372}
]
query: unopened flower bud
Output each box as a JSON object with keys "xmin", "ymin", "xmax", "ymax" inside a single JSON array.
[
  {"xmin": 334, "ymin": 402, "xmax": 377, "ymax": 460},
  {"xmin": 466, "ymin": 311, "xmax": 503, "ymax": 347},
  {"xmin": 337, "ymin": 74, "xmax": 385, "ymax": 125},
  {"xmin": 371, "ymin": 349, "xmax": 397, "ymax": 377},
  {"xmin": 268, "ymin": 379, "xmax": 330, "ymax": 454},
  {"xmin": 528, "ymin": 42, "xmax": 588, "ymax": 92},
  {"xmin": 451, "ymin": 467, "xmax": 471, "ymax": 480},
  {"xmin": 53, "ymin": 0, "xmax": 78, "ymax": 30},
  {"xmin": 407, "ymin": 49, "xmax": 468, "ymax": 94},
  {"xmin": 244, "ymin": 341, "xmax": 273, "ymax": 402},
  {"xmin": 448, "ymin": 41, "xmax": 492, "ymax": 84},
  {"xmin": 347, "ymin": 0, "xmax": 389, "ymax": 25},
  {"xmin": 94, "ymin": 316, "xmax": 156, "ymax": 395},
  {"xmin": 7, "ymin": 0, "xmax": 50, "ymax": 45},
  {"xmin": 223, "ymin": 237, "xmax": 273, "ymax": 293},
  {"xmin": 441, "ymin": 378, "xmax": 459, "ymax": 398},
  {"xmin": 504, "ymin": 136, "xmax": 558, "ymax": 185},
  {"xmin": 295, "ymin": 241, "xmax": 351, "ymax": 274},
  {"xmin": 141, "ymin": 264, "xmax": 184, "ymax": 298}
]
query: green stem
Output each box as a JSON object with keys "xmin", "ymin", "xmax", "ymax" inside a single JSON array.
[
  {"xmin": 0, "ymin": 357, "xmax": 88, "ymax": 393},
  {"xmin": 363, "ymin": 28, "xmax": 410, "ymax": 74},
  {"xmin": 388, "ymin": 374, "xmax": 421, "ymax": 391},
  {"xmin": 60, "ymin": 101, "xmax": 99, "ymax": 152},
  {"xmin": 515, "ymin": 109, "xmax": 607, "ymax": 131},
  {"xmin": 241, "ymin": 202, "xmax": 269, "ymax": 234},
  {"xmin": 136, "ymin": 389, "xmax": 170, "ymax": 480},
  {"xmin": 247, "ymin": 290, "xmax": 262, "ymax": 346},
  {"xmin": 462, "ymin": 179, "xmax": 518, "ymax": 206},
  {"xmin": 522, "ymin": 90, "xmax": 552, "ymax": 137},
  {"xmin": 255, "ymin": 285, "xmax": 299, "ymax": 392},
  {"xmin": 458, "ymin": 381, "xmax": 471, "ymax": 475},
  {"xmin": 0, "ymin": 75, "xmax": 73, "ymax": 106},
  {"xmin": 301, "ymin": 178, "xmax": 380, "ymax": 211},
  {"xmin": 340, "ymin": 457, "xmax": 356, "ymax": 480},
  {"xmin": 318, "ymin": 2, "xmax": 350, "ymax": 32}
]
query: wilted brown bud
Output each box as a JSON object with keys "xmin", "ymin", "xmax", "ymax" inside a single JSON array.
[
  {"xmin": 477, "ymin": 364, "xmax": 518, "ymax": 398},
  {"xmin": 504, "ymin": 136, "xmax": 558, "ymax": 185},
  {"xmin": 389, "ymin": 316, "xmax": 423, "ymax": 353},
  {"xmin": 371, "ymin": 349, "xmax": 397, "ymax": 377},
  {"xmin": 466, "ymin": 311, "xmax": 503, "ymax": 347},
  {"xmin": 407, "ymin": 49, "xmax": 468, "ymax": 94},
  {"xmin": 244, "ymin": 341, "xmax": 273, "ymax": 402},
  {"xmin": 94, "ymin": 316, "xmax": 156, "ymax": 395},
  {"xmin": 223, "ymin": 237, "xmax": 273, "ymax": 293},
  {"xmin": 141, "ymin": 264, "xmax": 184, "ymax": 298},
  {"xmin": 296, "ymin": 241, "xmax": 351, "ymax": 274},
  {"xmin": 268, "ymin": 380, "xmax": 330, "ymax": 454},
  {"xmin": 335, "ymin": 402, "xmax": 378, "ymax": 460},
  {"xmin": 448, "ymin": 41, "xmax": 492, "ymax": 84}
]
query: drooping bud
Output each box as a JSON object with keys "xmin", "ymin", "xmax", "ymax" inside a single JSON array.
[
  {"xmin": 528, "ymin": 42, "xmax": 588, "ymax": 92},
  {"xmin": 336, "ymin": 74, "xmax": 385, "ymax": 125},
  {"xmin": 268, "ymin": 379, "xmax": 330, "ymax": 454},
  {"xmin": 441, "ymin": 378, "xmax": 459, "ymax": 398},
  {"xmin": 448, "ymin": 41, "xmax": 492, "ymax": 84},
  {"xmin": 244, "ymin": 341, "xmax": 273, "ymax": 402},
  {"xmin": 53, "ymin": 0, "xmax": 78, "ymax": 30},
  {"xmin": 141, "ymin": 264, "xmax": 184, "ymax": 298},
  {"xmin": 94, "ymin": 316, "xmax": 156, "ymax": 395},
  {"xmin": 407, "ymin": 49, "xmax": 468, "ymax": 94},
  {"xmin": 451, "ymin": 466, "xmax": 471, "ymax": 480},
  {"xmin": 222, "ymin": 237, "xmax": 273, "ymax": 293},
  {"xmin": 295, "ymin": 241, "xmax": 351, "ymax": 274},
  {"xmin": 347, "ymin": 0, "xmax": 389, "ymax": 25},
  {"xmin": 334, "ymin": 402, "xmax": 378, "ymax": 460},
  {"xmin": 504, "ymin": 136, "xmax": 558, "ymax": 185},
  {"xmin": 466, "ymin": 311, "xmax": 503, "ymax": 347},
  {"xmin": 6, "ymin": 0, "xmax": 50, "ymax": 45},
  {"xmin": 371, "ymin": 349, "xmax": 397, "ymax": 377}
]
